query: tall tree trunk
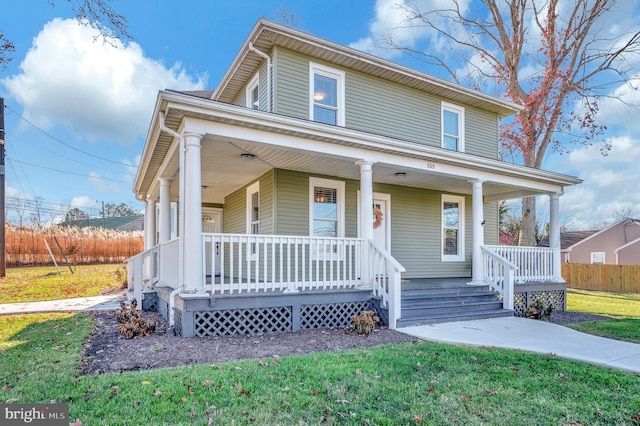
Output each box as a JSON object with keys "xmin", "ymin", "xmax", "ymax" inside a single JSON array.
[{"xmin": 520, "ymin": 196, "xmax": 537, "ymax": 246}]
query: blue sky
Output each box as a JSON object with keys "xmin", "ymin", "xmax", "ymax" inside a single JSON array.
[{"xmin": 1, "ymin": 0, "xmax": 638, "ymax": 229}]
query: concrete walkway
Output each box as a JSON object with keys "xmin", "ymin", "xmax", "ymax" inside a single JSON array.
[
  {"xmin": 400, "ymin": 317, "xmax": 640, "ymax": 374},
  {"xmin": 0, "ymin": 292, "xmax": 126, "ymax": 315}
]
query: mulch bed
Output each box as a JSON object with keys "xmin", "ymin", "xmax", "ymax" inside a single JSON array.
[{"xmin": 79, "ymin": 309, "xmax": 614, "ymax": 375}]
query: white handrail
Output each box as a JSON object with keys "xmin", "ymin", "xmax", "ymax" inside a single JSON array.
[
  {"xmin": 480, "ymin": 246, "xmax": 518, "ymax": 310},
  {"xmin": 369, "ymin": 240, "xmax": 405, "ymax": 329},
  {"xmin": 483, "ymin": 245, "xmax": 555, "ymax": 283},
  {"xmin": 203, "ymin": 233, "xmax": 363, "ymax": 294}
]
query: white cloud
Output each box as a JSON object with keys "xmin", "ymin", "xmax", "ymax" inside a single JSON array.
[
  {"xmin": 70, "ymin": 195, "xmax": 98, "ymax": 209},
  {"xmin": 559, "ymin": 135, "xmax": 640, "ymax": 229},
  {"xmin": 594, "ymin": 76, "xmax": 640, "ymax": 133},
  {"xmin": 349, "ymin": 0, "xmax": 471, "ymax": 59},
  {"xmin": 2, "ymin": 18, "xmax": 206, "ymax": 145}
]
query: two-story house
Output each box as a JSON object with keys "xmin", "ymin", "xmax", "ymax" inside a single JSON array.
[{"xmin": 129, "ymin": 19, "xmax": 581, "ymax": 337}]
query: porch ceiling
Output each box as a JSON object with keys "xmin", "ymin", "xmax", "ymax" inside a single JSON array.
[{"xmin": 163, "ymin": 135, "xmax": 554, "ymax": 204}]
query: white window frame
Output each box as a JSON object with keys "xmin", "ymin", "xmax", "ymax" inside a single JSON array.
[
  {"xmin": 309, "ymin": 62, "xmax": 345, "ymax": 126},
  {"xmin": 246, "ymin": 73, "xmax": 260, "ymax": 110},
  {"xmin": 590, "ymin": 252, "xmax": 605, "ymax": 264},
  {"xmin": 441, "ymin": 102, "xmax": 465, "ymax": 152},
  {"xmin": 441, "ymin": 194, "xmax": 465, "ymax": 262},
  {"xmin": 246, "ymin": 182, "xmax": 260, "ymax": 258}
]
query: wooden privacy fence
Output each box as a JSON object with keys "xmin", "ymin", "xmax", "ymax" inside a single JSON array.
[{"xmin": 562, "ymin": 263, "xmax": 640, "ymax": 293}]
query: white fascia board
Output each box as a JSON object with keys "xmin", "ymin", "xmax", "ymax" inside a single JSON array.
[{"xmin": 133, "ymin": 93, "xmax": 166, "ymax": 198}]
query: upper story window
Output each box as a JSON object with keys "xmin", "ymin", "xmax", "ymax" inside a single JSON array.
[
  {"xmin": 246, "ymin": 74, "xmax": 260, "ymax": 110},
  {"xmin": 442, "ymin": 194, "xmax": 465, "ymax": 262},
  {"xmin": 309, "ymin": 63, "xmax": 345, "ymax": 126},
  {"xmin": 442, "ymin": 102, "xmax": 465, "ymax": 152}
]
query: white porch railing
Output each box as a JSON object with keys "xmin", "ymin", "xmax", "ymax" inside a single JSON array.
[
  {"xmin": 126, "ymin": 244, "xmax": 160, "ymax": 308},
  {"xmin": 369, "ymin": 240, "xmax": 405, "ymax": 329},
  {"xmin": 480, "ymin": 245, "xmax": 518, "ymax": 310},
  {"xmin": 202, "ymin": 234, "xmax": 363, "ymax": 294},
  {"xmin": 483, "ymin": 245, "xmax": 555, "ymax": 283}
]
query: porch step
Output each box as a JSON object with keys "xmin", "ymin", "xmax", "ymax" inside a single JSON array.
[{"xmin": 396, "ymin": 282, "xmax": 513, "ymax": 328}]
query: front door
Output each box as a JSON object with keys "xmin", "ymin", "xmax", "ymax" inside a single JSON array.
[
  {"xmin": 372, "ymin": 193, "xmax": 390, "ymax": 251},
  {"xmin": 202, "ymin": 210, "xmax": 222, "ymax": 276}
]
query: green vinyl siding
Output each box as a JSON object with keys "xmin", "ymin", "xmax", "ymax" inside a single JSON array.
[
  {"xmin": 272, "ymin": 169, "xmax": 358, "ymax": 237},
  {"xmin": 465, "ymin": 107, "xmax": 500, "ymax": 159},
  {"xmin": 222, "ymin": 170, "xmax": 275, "ymax": 234},
  {"xmin": 345, "ymin": 70, "xmax": 441, "ymax": 147},
  {"xmin": 231, "ymin": 61, "xmax": 269, "ymax": 110},
  {"xmin": 483, "ymin": 202, "xmax": 499, "ymax": 245},
  {"xmin": 271, "ymin": 47, "xmax": 499, "ymax": 155},
  {"xmin": 272, "ymin": 47, "xmax": 308, "ymax": 119},
  {"xmin": 222, "ymin": 168, "xmax": 496, "ymax": 278}
]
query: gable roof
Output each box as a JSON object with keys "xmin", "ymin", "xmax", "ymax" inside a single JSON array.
[
  {"xmin": 537, "ymin": 230, "xmax": 599, "ymax": 249},
  {"xmin": 614, "ymin": 235, "xmax": 640, "ymax": 253},
  {"xmin": 58, "ymin": 215, "xmax": 144, "ymax": 231},
  {"xmin": 565, "ymin": 218, "xmax": 640, "ymax": 250},
  {"xmin": 213, "ymin": 18, "xmax": 523, "ymax": 117}
]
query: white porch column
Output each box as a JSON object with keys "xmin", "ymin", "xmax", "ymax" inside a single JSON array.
[
  {"xmin": 468, "ymin": 179, "xmax": 485, "ymax": 285},
  {"xmin": 158, "ymin": 177, "xmax": 172, "ymax": 244},
  {"xmin": 182, "ymin": 132, "xmax": 205, "ymax": 293},
  {"xmin": 356, "ymin": 160, "xmax": 374, "ymax": 286},
  {"xmin": 144, "ymin": 197, "xmax": 156, "ymax": 250},
  {"xmin": 549, "ymin": 192, "xmax": 564, "ymax": 282}
]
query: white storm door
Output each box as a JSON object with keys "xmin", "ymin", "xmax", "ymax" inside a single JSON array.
[{"xmin": 202, "ymin": 211, "xmax": 222, "ymax": 276}]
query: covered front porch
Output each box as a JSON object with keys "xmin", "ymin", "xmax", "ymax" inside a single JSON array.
[
  {"xmin": 128, "ymin": 231, "xmax": 566, "ymax": 336},
  {"xmin": 129, "ymin": 92, "xmax": 577, "ymax": 337}
]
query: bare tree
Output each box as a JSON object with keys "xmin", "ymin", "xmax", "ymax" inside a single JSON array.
[
  {"xmin": 388, "ymin": 0, "xmax": 640, "ymax": 245},
  {"xmin": 273, "ymin": 6, "xmax": 303, "ymax": 28},
  {"xmin": 1, "ymin": 0, "xmax": 131, "ymax": 67}
]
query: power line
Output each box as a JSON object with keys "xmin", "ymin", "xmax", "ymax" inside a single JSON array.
[
  {"xmin": 4, "ymin": 104, "xmax": 137, "ymax": 168},
  {"xmin": 7, "ymin": 158, "xmax": 132, "ymax": 183},
  {"xmin": 5, "ymin": 131, "xmax": 130, "ymax": 175}
]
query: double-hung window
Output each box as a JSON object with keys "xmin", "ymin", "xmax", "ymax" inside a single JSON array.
[
  {"xmin": 309, "ymin": 63, "xmax": 345, "ymax": 126},
  {"xmin": 442, "ymin": 102, "xmax": 465, "ymax": 152},
  {"xmin": 442, "ymin": 194, "xmax": 465, "ymax": 261},
  {"xmin": 310, "ymin": 177, "xmax": 345, "ymax": 258},
  {"xmin": 246, "ymin": 74, "xmax": 259, "ymax": 110},
  {"xmin": 246, "ymin": 182, "xmax": 260, "ymax": 257}
]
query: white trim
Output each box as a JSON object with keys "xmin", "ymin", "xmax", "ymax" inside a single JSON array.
[
  {"xmin": 309, "ymin": 177, "xmax": 345, "ymax": 238},
  {"xmin": 590, "ymin": 251, "xmax": 605, "ymax": 264},
  {"xmin": 309, "ymin": 62, "xmax": 345, "ymax": 126},
  {"xmin": 441, "ymin": 194, "xmax": 465, "ymax": 262},
  {"xmin": 246, "ymin": 73, "xmax": 260, "ymax": 110},
  {"xmin": 357, "ymin": 191, "xmax": 391, "ymax": 251},
  {"xmin": 246, "ymin": 181, "xmax": 260, "ymax": 234},
  {"xmin": 442, "ymin": 101, "xmax": 465, "ymax": 152}
]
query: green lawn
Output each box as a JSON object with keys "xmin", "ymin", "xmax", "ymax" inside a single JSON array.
[
  {"xmin": 0, "ymin": 264, "xmax": 126, "ymax": 303},
  {"xmin": 1, "ymin": 312, "xmax": 639, "ymax": 425},
  {"xmin": 565, "ymin": 288, "xmax": 640, "ymax": 344}
]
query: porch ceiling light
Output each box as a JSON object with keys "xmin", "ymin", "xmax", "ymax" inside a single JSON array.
[
  {"xmin": 240, "ymin": 153, "xmax": 255, "ymax": 160},
  {"xmin": 394, "ymin": 172, "xmax": 407, "ymax": 179},
  {"xmin": 313, "ymin": 91, "xmax": 326, "ymax": 101}
]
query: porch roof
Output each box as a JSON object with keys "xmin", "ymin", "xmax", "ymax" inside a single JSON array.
[{"xmin": 134, "ymin": 90, "xmax": 581, "ymax": 204}]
